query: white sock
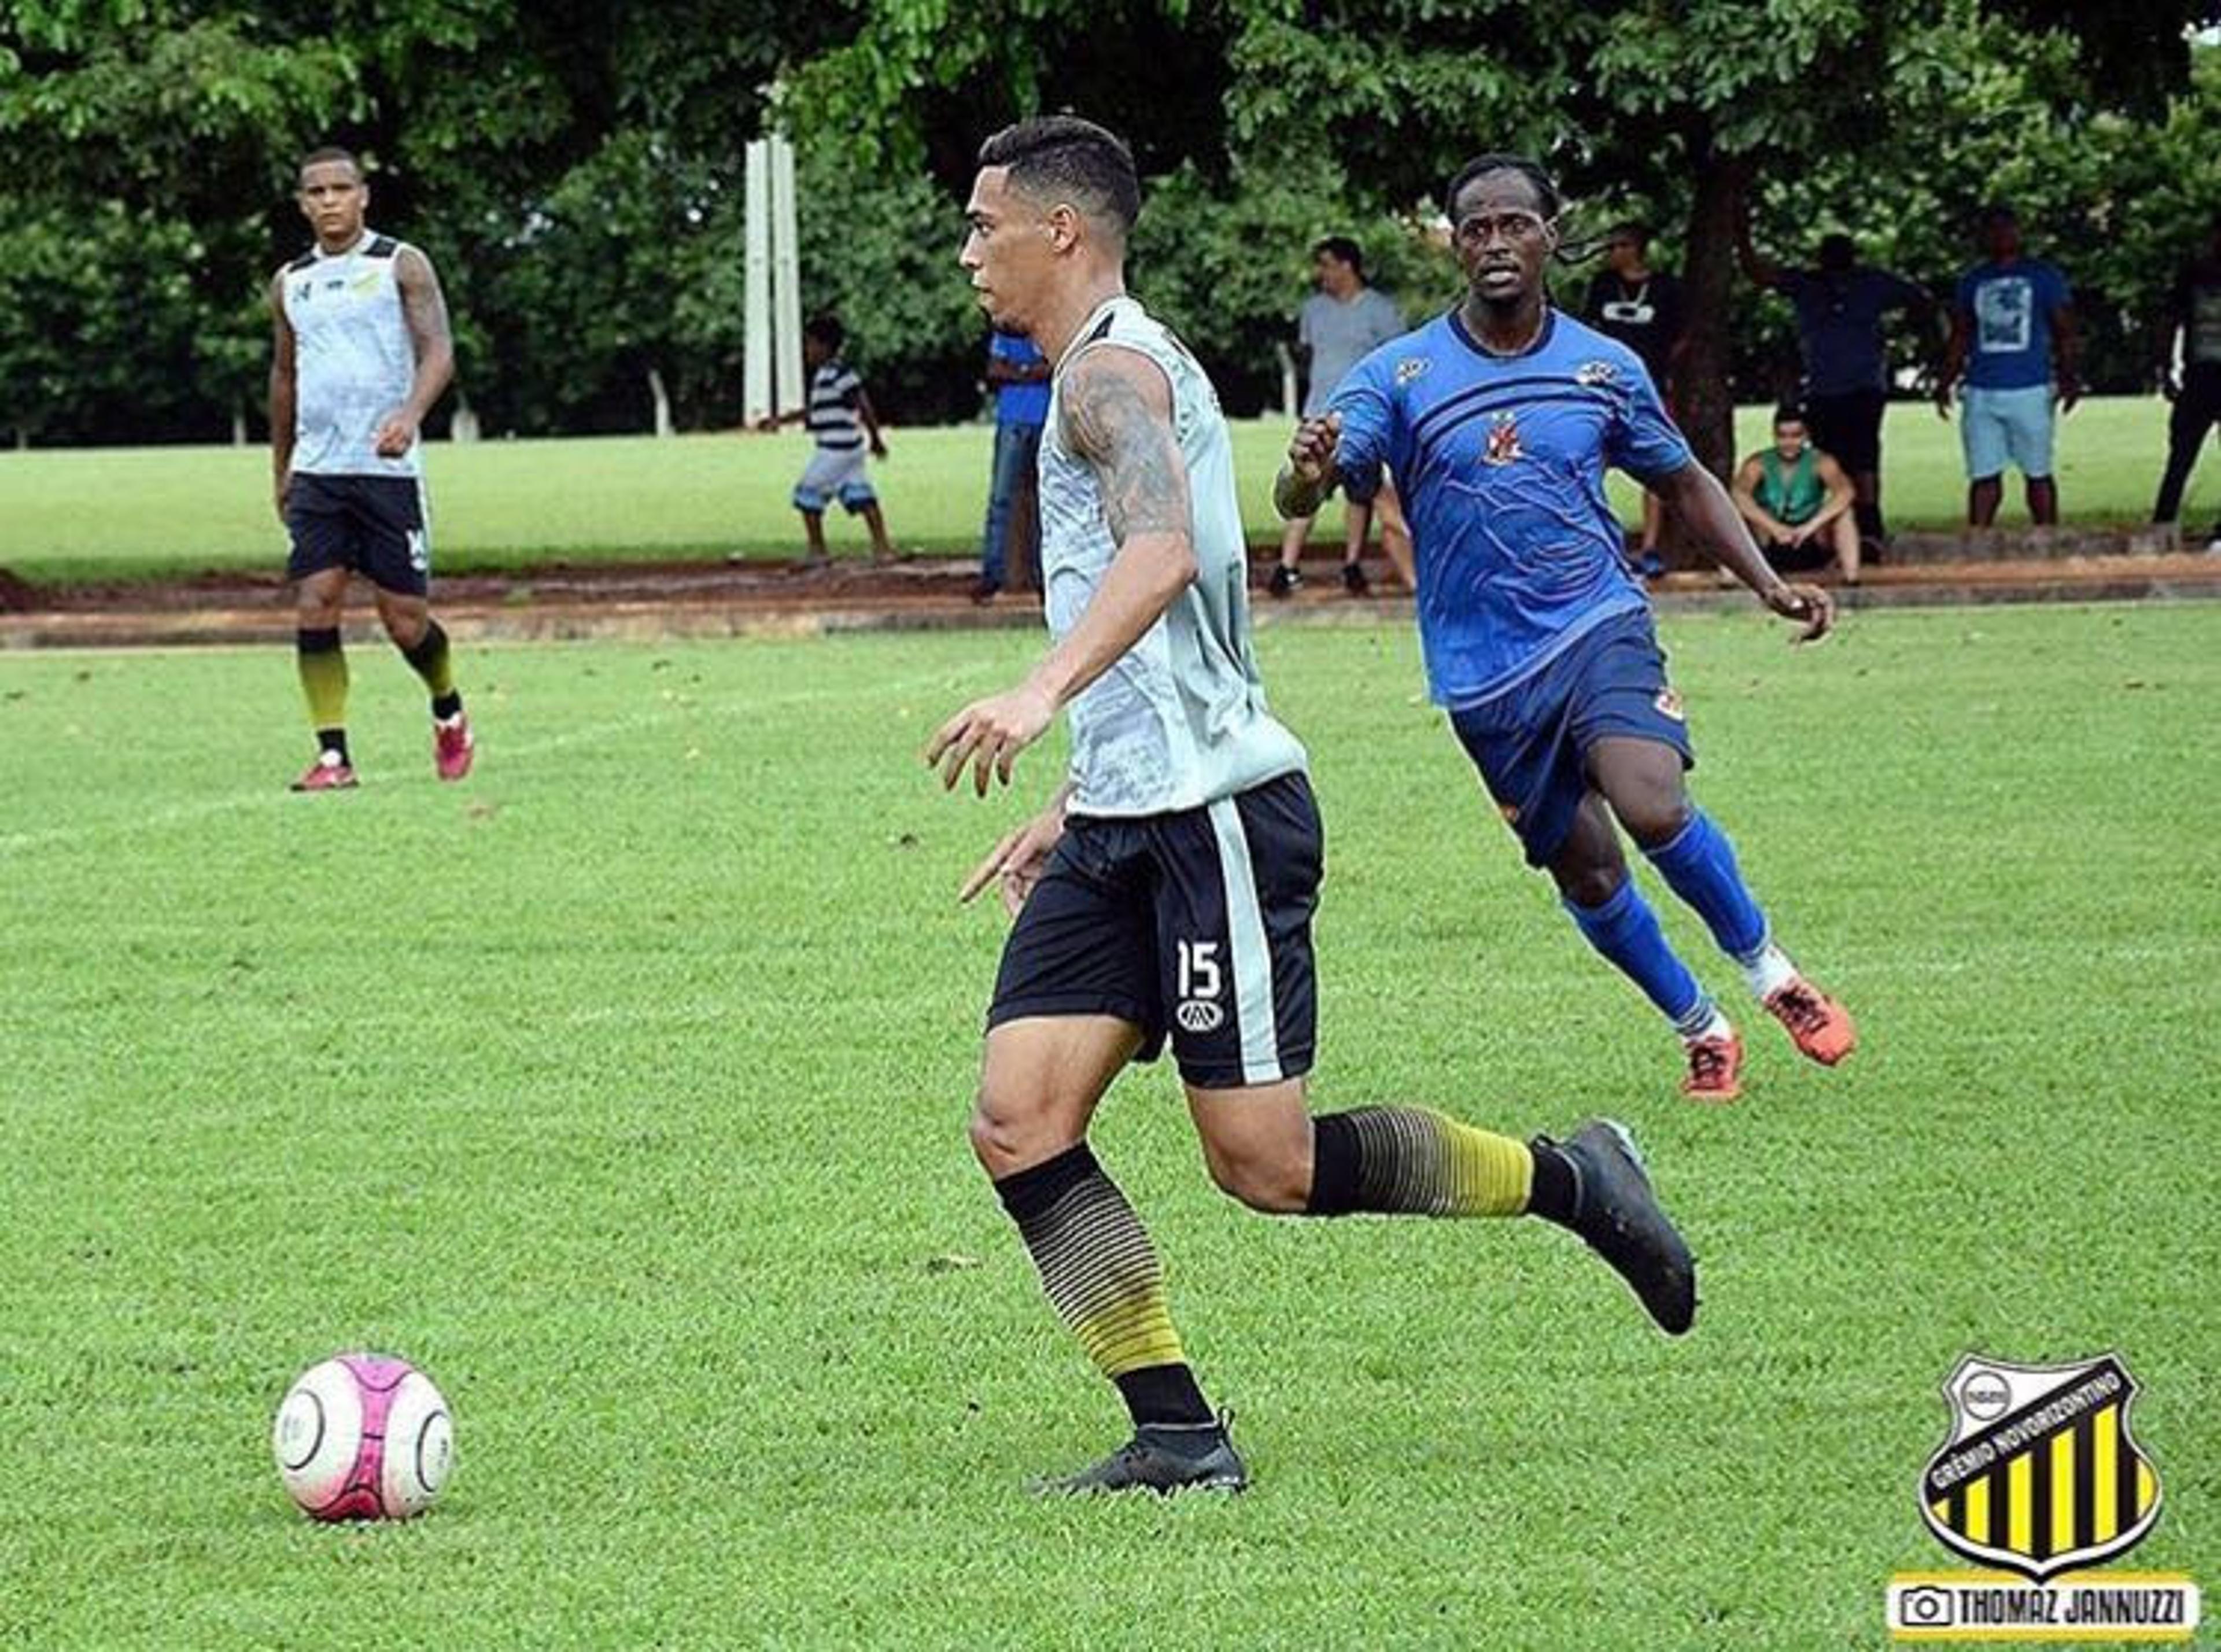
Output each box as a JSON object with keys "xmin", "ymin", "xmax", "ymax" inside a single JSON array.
[
  {"xmin": 1741, "ymin": 942, "xmax": 1799, "ymax": 1000},
  {"xmin": 1680, "ymin": 1003, "xmax": 1735, "ymax": 1045}
]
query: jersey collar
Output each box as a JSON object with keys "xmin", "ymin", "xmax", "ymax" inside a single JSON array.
[{"xmin": 1447, "ymin": 304, "xmax": 1557, "ymax": 361}]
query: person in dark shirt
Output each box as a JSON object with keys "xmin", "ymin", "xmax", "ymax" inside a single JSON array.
[
  {"xmin": 1737, "ymin": 202, "xmax": 1932, "ymax": 552},
  {"xmin": 2152, "ymin": 215, "xmax": 2221, "ymax": 551},
  {"xmin": 1582, "ymin": 222, "xmax": 1686, "ymax": 577}
]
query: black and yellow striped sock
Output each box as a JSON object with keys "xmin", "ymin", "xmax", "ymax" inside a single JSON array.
[
  {"xmin": 994, "ymin": 1143, "xmax": 1212, "ymax": 1428},
  {"xmin": 400, "ymin": 620, "xmax": 462, "ymax": 720},
  {"xmin": 1307, "ymin": 1107, "xmax": 1573, "ymax": 1220},
  {"xmin": 296, "ymin": 628, "xmax": 349, "ymax": 759}
]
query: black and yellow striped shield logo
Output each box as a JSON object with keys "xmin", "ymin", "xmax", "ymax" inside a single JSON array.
[{"xmin": 1921, "ymin": 1354, "xmax": 2162, "ymax": 1582}]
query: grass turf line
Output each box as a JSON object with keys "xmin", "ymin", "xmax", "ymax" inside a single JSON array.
[
  {"xmin": 0, "ymin": 605, "xmax": 2215, "ymax": 1649},
  {"xmin": 2, "ymin": 398, "xmax": 2211, "ymax": 584}
]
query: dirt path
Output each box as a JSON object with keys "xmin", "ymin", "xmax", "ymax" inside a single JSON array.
[{"xmin": 3, "ymin": 549, "xmax": 2217, "ymax": 649}]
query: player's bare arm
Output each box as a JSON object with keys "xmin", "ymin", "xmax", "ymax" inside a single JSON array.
[
  {"xmin": 2052, "ymin": 302, "xmax": 2082, "ymax": 412},
  {"xmin": 1651, "ymin": 460, "xmax": 1833, "ymax": 642},
  {"xmin": 858, "ymin": 389, "xmax": 889, "ymax": 458},
  {"xmin": 1811, "ymin": 453, "xmax": 1857, "ymax": 534},
  {"xmin": 375, "ymin": 246, "xmax": 454, "ymax": 458},
  {"xmin": 1729, "ymin": 456, "xmax": 1784, "ymax": 540},
  {"xmin": 268, "ymin": 271, "xmax": 298, "ymax": 524},
  {"xmin": 1935, "ymin": 308, "xmax": 1970, "ymax": 417},
  {"xmin": 926, "ymin": 346, "xmax": 1196, "ymax": 797},
  {"xmin": 1275, "ymin": 410, "xmax": 1342, "ymax": 519}
]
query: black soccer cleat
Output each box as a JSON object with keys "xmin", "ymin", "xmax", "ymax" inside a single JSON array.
[
  {"xmin": 1341, "ymin": 560, "xmax": 1371, "ymax": 596},
  {"xmin": 1031, "ymin": 1417, "xmax": 1249, "ymax": 1497},
  {"xmin": 1541, "ymin": 1119, "xmax": 1698, "ymax": 1336}
]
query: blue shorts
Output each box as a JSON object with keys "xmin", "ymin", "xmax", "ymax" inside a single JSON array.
[
  {"xmin": 1448, "ymin": 610, "xmax": 1694, "ymax": 867},
  {"xmin": 1960, "ymin": 384, "xmax": 2055, "ymax": 481}
]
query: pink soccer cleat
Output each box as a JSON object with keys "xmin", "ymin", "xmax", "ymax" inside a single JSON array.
[
  {"xmin": 434, "ymin": 713, "xmax": 474, "ymax": 781},
  {"xmin": 290, "ymin": 757, "xmax": 357, "ymax": 793}
]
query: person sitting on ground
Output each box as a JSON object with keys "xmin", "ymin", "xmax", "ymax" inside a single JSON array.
[{"xmin": 1732, "ymin": 405, "xmax": 1861, "ymax": 583}]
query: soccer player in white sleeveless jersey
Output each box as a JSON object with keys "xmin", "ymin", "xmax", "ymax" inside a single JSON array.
[
  {"xmin": 270, "ymin": 146, "xmax": 473, "ymax": 792},
  {"xmin": 929, "ymin": 117, "xmax": 1699, "ymax": 1496}
]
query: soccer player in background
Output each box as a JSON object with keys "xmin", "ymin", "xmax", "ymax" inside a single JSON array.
[
  {"xmin": 1278, "ymin": 155, "xmax": 1855, "ymax": 1102},
  {"xmin": 271, "ymin": 146, "xmax": 471, "ymax": 791},
  {"xmin": 759, "ymin": 315, "xmax": 895, "ymax": 565},
  {"xmin": 932, "ymin": 117, "xmax": 1696, "ymax": 1496}
]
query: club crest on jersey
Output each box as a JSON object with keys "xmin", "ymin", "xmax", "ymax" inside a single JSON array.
[
  {"xmin": 1394, "ymin": 356, "xmax": 1432, "ymax": 386},
  {"xmin": 1655, "ymin": 687, "xmax": 1685, "ymax": 721},
  {"xmin": 1920, "ymin": 1353, "xmax": 2163, "ymax": 1583},
  {"xmin": 1576, "ymin": 359, "xmax": 1621, "ymax": 387},
  {"xmin": 1481, "ymin": 411, "xmax": 1523, "ymax": 466}
]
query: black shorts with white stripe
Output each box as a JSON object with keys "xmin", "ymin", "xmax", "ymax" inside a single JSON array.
[{"xmin": 987, "ymin": 770, "xmax": 1321, "ymax": 1089}]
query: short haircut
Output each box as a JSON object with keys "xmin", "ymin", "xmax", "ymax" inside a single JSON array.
[
  {"xmin": 1444, "ymin": 153, "xmax": 1561, "ymax": 220},
  {"xmin": 977, "ymin": 116, "xmax": 1142, "ymax": 239},
  {"xmin": 1773, "ymin": 403, "xmax": 1809, "ymax": 429},
  {"xmin": 1314, "ymin": 235, "xmax": 1364, "ymax": 276},
  {"xmin": 1818, "ymin": 232, "xmax": 1856, "ymax": 269},
  {"xmin": 297, "ymin": 146, "xmax": 363, "ymax": 182},
  {"xmin": 805, "ymin": 314, "xmax": 845, "ymax": 352},
  {"xmin": 1607, "ymin": 220, "xmax": 1650, "ymax": 247}
]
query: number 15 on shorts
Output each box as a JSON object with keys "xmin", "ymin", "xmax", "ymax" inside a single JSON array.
[{"xmin": 1178, "ymin": 940, "xmax": 1226, "ymax": 1033}]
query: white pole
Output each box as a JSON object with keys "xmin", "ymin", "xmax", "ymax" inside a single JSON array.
[
  {"xmin": 770, "ymin": 135, "xmax": 803, "ymax": 418},
  {"xmin": 743, "ymin": 138, "xmax": 772, "ymax": 426}
]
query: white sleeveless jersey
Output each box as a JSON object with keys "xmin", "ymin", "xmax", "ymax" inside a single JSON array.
[
  {"xmin": 1039, "ymin": 296, "xmax": 1307, "ymax": 817},
  {"xmin": 280, "ymin": 232, "xmax": 422, "ymax": 478}
]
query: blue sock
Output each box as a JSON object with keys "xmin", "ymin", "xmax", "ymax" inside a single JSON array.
[
  {"xmin": 1644, "ymin": 810, "xmax": 1768, "ymax": 965},
  {"xmin": 1563, "ymin": 876, "xmax": 1713, "ymax": 1034}
]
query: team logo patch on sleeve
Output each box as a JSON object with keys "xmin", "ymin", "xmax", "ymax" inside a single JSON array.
[
  {"xmin": 1394, "ymin": 356, "xmax": 1431, "ymax": 386},
  {"xmin": 1655, "ymin": 688, "xmax": 1685, "ymax": 721},
  {"xmin": 1576, "ymin": 359, "xmax": 1621, "ymax": 386}
]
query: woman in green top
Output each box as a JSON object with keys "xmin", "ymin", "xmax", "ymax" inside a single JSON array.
[{"xmin": 1732, "ymin": 404, "xmax": 1861, "ymax": 583}]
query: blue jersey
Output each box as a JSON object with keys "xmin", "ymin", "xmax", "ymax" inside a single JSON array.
[{"xmin": 1330, "ymin": 308, "xmax": 1692, "ymax": 708}]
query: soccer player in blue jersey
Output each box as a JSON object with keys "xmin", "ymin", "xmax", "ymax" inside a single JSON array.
[{"xmin": 1277, "ymin": 154, "xmax": 1855, "ymax": 1101}]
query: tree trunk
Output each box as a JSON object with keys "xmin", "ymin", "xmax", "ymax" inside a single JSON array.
[
  {"xmin": 231, "ymin": 405, "xmax": 249, "ymax": 446},
  {"xmin": 1676, "ymin": 143, "xmax": 1749, "ymax": 490}
]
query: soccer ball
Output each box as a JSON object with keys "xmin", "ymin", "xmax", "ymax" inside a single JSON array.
[{"xmin": 272, "ymin": 1354, "xmax": 453, "ymax": 1521}]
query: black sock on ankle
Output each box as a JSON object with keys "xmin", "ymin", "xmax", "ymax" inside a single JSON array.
[{"xmin": 1526, "ymin": 1140, "xmax": 1579, "ymax": 1227}]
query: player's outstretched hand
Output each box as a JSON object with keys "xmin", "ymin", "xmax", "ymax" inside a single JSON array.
[
  {"xmin": 1763, "ymin": 580, "xmax": 1834, "ymax": 644},
  {"xmin": 959, "ymin": 803, "xmax": 1067, "ymax": 916},
  {"xmin": 1932, "ymin": 384, "xmax": 1953, "ymax": 421},
  {"xmin": 927, "ymin": 682, "xmax": 1057, "ymax": 797},
  {"xmin": 1287, "ymin": 411, "xmax": 1341, "ymax": 483}
]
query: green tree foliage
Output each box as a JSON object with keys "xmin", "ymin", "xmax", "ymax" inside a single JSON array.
[{"xmin": 0, "ymin": 1, "xmax": 2213, "ymax": 447}]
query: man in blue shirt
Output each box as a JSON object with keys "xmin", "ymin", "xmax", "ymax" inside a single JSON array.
[
  {"xmin": 1936, "ymin": 205, "xmax": 2079, "ymax": 527},
  {"xmin": 1737, "ymin": 205, "xmax": 1934, "ymax": 549},
  {"xmin": 1276, "ymin": 153, "xmax": 1857, "ymax": 1101},
  {"xmin": 974, "ymin": 327, "xmax": 1052, "ymax": 601}
]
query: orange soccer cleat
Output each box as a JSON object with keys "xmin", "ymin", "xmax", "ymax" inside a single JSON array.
[
  {"xmin": 1764, "ymin": 978, "xmax": 1857, "ymax": 1067},
  {"xmin": 1681, "ymin": 1030, "xmax": 1743, "ymax": 1102}
]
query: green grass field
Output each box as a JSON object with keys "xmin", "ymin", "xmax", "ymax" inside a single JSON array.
[
  {"xmin": 3, "ymin": 606, "xmax": 2217, "ymax": 1649},
  {"xmin": 2, "ymin": 397, "xmax": 2208, "ymax": 585}
]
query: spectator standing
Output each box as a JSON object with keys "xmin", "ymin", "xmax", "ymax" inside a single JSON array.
[
  {"xmin": 1936, "ymin": 206, "xmax": 2079, "ymax": 528},
  {"xmin": 2152, "ymin": 215, "xmax": 2221, "ymax": 552},
  {"xmin": 973, "ymin": 328, "xmax": 1050, "ymax": 602},
  {"xmin": 1736, "ymin": 206, "xmax": 1932, "ymax": 551},
  {"xmin": 1582, "ymin": 221, "xmax": 1688, "ymax": 577},
  {"xmin": 1270, "ymin": 237, "xmax": 1410, "ymax": 598},
  {"xmin": 1731, "ymin": 406, "xmax": 1861, "ymax": 584},
  {"xmin": 759, "ymin": 314, "xmax": 895, "ymax": 564}
]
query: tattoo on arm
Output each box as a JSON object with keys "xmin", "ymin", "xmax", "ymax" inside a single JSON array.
[
  {"xmin": 1058, "ymin": 351, "xmax": 1189, "ymax": 545},
  {"xmin": 397, "ymin": 249, "xmax": 452, "ymax": 356}
]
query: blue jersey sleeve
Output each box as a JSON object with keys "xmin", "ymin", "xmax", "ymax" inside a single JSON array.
[
  {"xmin": 1606, "ymin": 356, "xmax": 1692, "ymax": 482},
  {"xmin": 1326, "ymin": 349, "xmax": 1396, "ymax": 503}
]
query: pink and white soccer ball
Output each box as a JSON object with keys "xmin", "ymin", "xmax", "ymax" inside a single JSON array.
[{"xmin": 271, "ymin": 1354, "xmax": 454, "ymax": 1521}]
